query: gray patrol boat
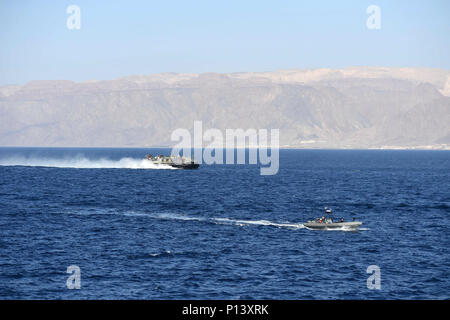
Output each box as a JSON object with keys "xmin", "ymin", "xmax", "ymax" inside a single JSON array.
[{"xmin": 304, "ymin": 207, "xmax": 362, "ymax": 230}]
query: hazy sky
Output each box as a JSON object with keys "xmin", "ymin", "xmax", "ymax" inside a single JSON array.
[{"xmin": 0, "ymin": 0, "xmax": 449, "ymax": 85}]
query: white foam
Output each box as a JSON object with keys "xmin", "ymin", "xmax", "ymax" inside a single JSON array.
[
  {"xmin": 0, "ymin": 156, "xmax": 176, "ymax": 169},
  {"xmin": 150, "ymin": 250, "xmax": 172, "ymax": 257},
  {"xmin": 147, "ymin": 214, "xmax": 305, "ymax": 229},
  {"xmin": 67, "ymin": 209, "xmax": 305, "ymax": 230},
  {"xmin": 304, "ymin": 225, "xmax": 365, "ymax": 232},
  {"xmin": 213, "ymin": 217, "xmax": 304, "ymax": 229}
]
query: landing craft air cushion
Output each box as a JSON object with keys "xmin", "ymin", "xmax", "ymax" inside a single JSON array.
[{"xmin": 145, "ymin": 154, "xmax": 199, "ymax": 169}]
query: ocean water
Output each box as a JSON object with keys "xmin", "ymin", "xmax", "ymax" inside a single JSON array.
[{"xmin": 0, "ymin": 148, "xmax": 449, "ymax": 299}]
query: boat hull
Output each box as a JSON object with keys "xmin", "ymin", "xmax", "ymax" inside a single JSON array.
[
  {"xmin": 170, "ymin": 163, "xmax": 200, "ymax": 169},
  {"xmin": 304, "ymin": 221, "xmax": 362, "ymax": 230}
]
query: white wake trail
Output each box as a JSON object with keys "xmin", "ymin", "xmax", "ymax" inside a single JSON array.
[
  {"xmin": 0, "ymin": 156, "xmax": 176, "ymax": 169},
  {"xmin": 67, "ymin": 210, "xmax": 305, "ymax": 229},
  {"xmin": 153, "ymin": 213, "xmax": 305, "ymax": 229},
  {"xmin": 213, "ymin": 217, "xmax": 305, "ymax": 229}
]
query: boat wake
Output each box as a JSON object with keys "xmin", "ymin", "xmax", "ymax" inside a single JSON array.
[
  {"xmin": 157, "ymin": 213, "xmax": 306, "ymax": 229},
  {"xmin": 128, "ymin": 212, "xmax": 306, "ymax": 229},
  {"xmin": 212, "ymin": 217, "xmax": 305, "ymax": 229},
  {"xmin": 0, "ymin": 156, "xmax": 176, "ymax": 169},
  {"xmin": 69, "ymin": 209, "xmax": 306, "ymax": 229},
  {"xmin": 66, "ymin": 210, "xmax": 367, "ymax": 231},
  {"xmin": 303, "ymin": 225, "xmax": 368, "ymax": 231}
]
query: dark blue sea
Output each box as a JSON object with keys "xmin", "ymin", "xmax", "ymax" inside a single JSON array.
[{"xmin": 0, "ymin": 148, "xmax": 449, "ymax": 299}]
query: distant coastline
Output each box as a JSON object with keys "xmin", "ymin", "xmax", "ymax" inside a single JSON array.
[
  {"xmin": 1, "ymin": 145, "xmax": 449, "ymax": 151},
  {"xmin": 1, "ymin": 67, "xmax": 449, "ymax": 149}
]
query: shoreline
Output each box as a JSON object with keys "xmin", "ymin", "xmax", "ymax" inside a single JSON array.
[{"xmin": 0, "ymin": 145, "xmax": 449, "ymax": 151}]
